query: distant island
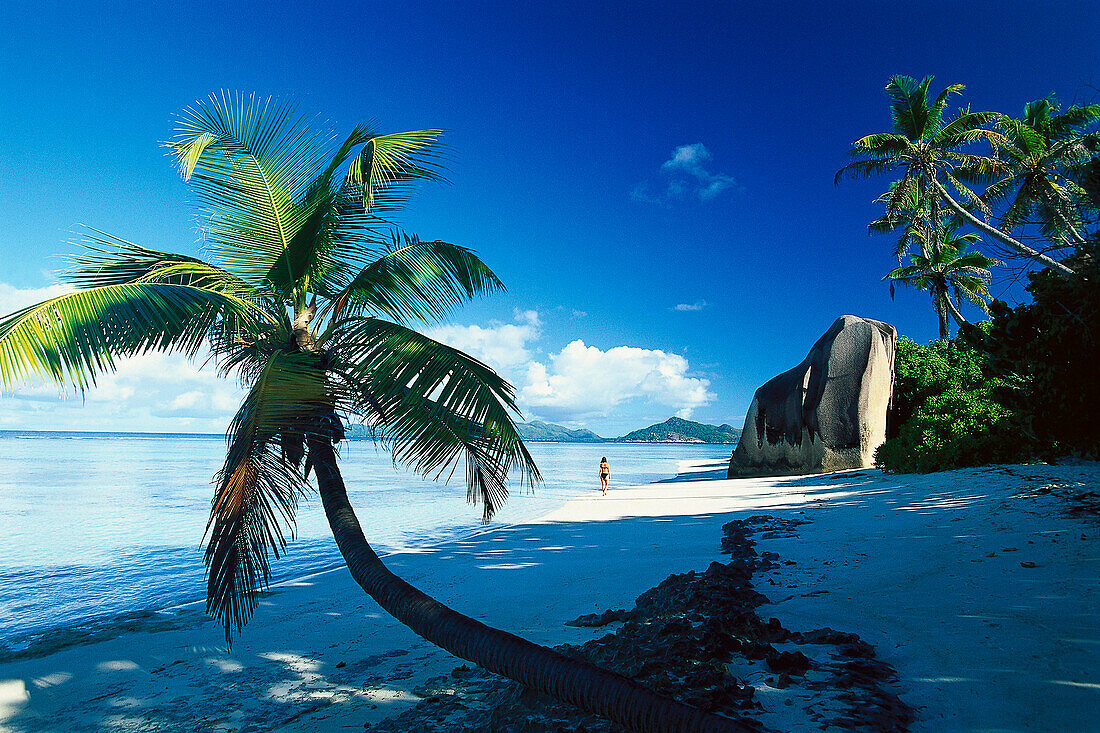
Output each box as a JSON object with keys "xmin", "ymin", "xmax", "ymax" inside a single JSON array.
[
  {"xmin": 515, "ymin": 421, "xmax": 605, "ymax": 443},
  {"xmin": 517, "ymin": 417, "xmax": 741, "ymax": 444},
  {"xmin": 614, "ymin": 417, "xmax": 741, "ymax": 444},
  {"xmin": 345, "ymin": 417, "xmax": 740, "ymax": 444}
]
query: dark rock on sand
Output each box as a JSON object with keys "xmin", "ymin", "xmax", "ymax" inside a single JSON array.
[
  {"xmin": 366, "ymin": 515, "xmax": 913, "ymax": 733},
  {"xmin": 729, "ymin": 315, "xmax": 896, "ymax": 478},
  {"xmin": 565, "ymin": 608, "xmax": 633, "ymax": 627}
]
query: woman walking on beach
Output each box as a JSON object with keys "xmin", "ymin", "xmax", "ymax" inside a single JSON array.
[{"xmin": 599, "ymin": 457, "xmax": 611, "ymax": 495}]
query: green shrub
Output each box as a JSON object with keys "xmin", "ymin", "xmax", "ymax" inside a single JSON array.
[{"xmin": 876, "ymin": 332, "xmax": 1030, "ymax": 473}]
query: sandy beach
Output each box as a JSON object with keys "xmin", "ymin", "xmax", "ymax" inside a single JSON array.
[{"xmin": 1, "ymin": 459, "xmax": 1097, "ymax": 732}]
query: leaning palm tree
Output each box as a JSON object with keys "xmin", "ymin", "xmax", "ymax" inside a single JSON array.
[
  {"xmin": 838, "ymin": 74, "xmax": 1075, "ymax": 277},
  {"xmin": 885, "ymin": 219, "xmax": 998, "ymax": 339},
  {"xmin": 985, "ymin": 97, "xmax": 1100, "ymax": 247},
  {"xmin": 0, "ymin": 94, "xmax": 744, "ymax": 733}
]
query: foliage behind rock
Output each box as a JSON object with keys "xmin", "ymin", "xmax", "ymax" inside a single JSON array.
[{"xmin": 875, "ymin": 333, "xmax": 1030, "ymax": 473}]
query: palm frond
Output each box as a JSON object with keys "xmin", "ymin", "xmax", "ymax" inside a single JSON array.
[
  {"xmin": 321, "ymin": 233, "xmax": 505, "ymax": 325},
  {"xmin": 167, "ymin": 92, "xmax": 327, "ymax": 290},
  {"xmin": 938, "ymin": 110, "xmax": 1002, "ymax": 147},
  {"xmin": 345, "ymin": 129, "xmax": 448, "ymax": 214},
  {"xmin": 834, "ymin": 157, "xmax": 898, "ymax": 185},
  {"xmin": 998, "ymin": 118, "xmax": 1045, "ymax": 156},
  {"xmin": 63, "ymin": 230, "xmax": 268, "ymax": 305},
  {"xmin": 885, "ymin": 75, "xmax": 932, "ymax": 139},
  {"xmin": 330, "ymin": 317, "xmax": 540, "ymax": 519},
  {"xmin": 1046, "ymin": 104, "xmax": 1100, "ymax": 140},
  {"xmin": 204, "ymin": 351, "xmax": 336, "ymax": 644},
  {"xmin": 0, "ymin": 283, "xmax": 270, "ymax": 391}
]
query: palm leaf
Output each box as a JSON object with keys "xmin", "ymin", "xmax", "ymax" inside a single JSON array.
[
  {"xmin": 345, "ymin": 129, "xmax": 448, "ymax": 214},
  {"xmin": 64, "ymin": 230, "xmax": 268, "ymax": 305},
  {"xmin": 204, "ymin": 350, "xmax": 337, "ymax": 644},
  {"xmin": 834, "ymin": 157, "xmax": 899, "ymax": 185},
  {"xmin": 167, "ymin": 92, "xmax": 327, "ymax": 291},
  {"xmin": 322, "ymin": 233, "xmax": 505, "ymax": 325},
  {"xmin": 0, "ymin": 283, "xmax": 269, "ymax": 391},
  {"xmin": 330, "ymin": 317, "xmax": 539, "ymax": 518}
]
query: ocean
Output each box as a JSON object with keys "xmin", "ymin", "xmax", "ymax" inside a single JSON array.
[{"xmin": 0, "ymin": 431, "xmax": 734, "ymax": 652}]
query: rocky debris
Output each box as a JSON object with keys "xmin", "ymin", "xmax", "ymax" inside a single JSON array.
[
  {"xmin": 366, "ymin": 515, "xmax": 913, "ymax": 732},
  {"xmin": 729, "ymin": 315, "xmax": 896, "ymax": 478},
  {"xmin": 565, "ymin": 608, "xmax": 633, "ymax": 627}
]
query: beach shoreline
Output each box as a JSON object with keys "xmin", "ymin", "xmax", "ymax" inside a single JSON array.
[{"xmin": 1, "ymin": 459, "xmax": 1097, "ymax": 731}]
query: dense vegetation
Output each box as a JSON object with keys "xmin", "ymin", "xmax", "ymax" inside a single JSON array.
[
  {"xmin": 976, "ymin": 244, "xmax": 1100, "ymax": 459},
  {"xmin": 876, "ymin": 333, "xmax": 1028, "ymax": 473},
  {"xmin": 842, "ymin": 75, "xmax": 1098, "ymax": 472}
]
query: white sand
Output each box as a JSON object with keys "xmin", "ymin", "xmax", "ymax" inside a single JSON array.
[{"xmin": 1, "ymin": 460, "xmax": 1097, "ymax": 731}]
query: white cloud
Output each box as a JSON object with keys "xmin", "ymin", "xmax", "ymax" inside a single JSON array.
[
  {"xmin": 0, "ymin": 282, "xmax": 72, "ymax": 314},
  {"xmin": 423, "ymin": 311, "xmax": 715, "ymax": 426},
  {"xmin": 424, "ymin": 309, "xmax": 541, "ymax": 370},
  {"xmin": 674, "ymin": 300, "xmax": 707, "ymax": 312},
  {"xmin": 519, "ymin": 340, "xmax": 713, "ymax": 422},
  {"xmin": 632, "ymin": 143, "xmax": 738, "ymax": 204}
]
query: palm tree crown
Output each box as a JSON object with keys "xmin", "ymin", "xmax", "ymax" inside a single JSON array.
[
  {"xmin": 838, "ymin": 74, "xmax": 1075, "ymax": 277},
  {"xmin": 0, "ymin": 92, "xmax": 539, "ymax": 636},
  {"xmin": 986, "ymin": 97, "xmax": 1100, "ymax": 246},
  {"xmin": 885, "ymin": 218, "xmax": 998, "ymax": 339}
]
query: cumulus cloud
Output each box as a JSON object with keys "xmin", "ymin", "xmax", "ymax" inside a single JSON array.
[
  {"xmin": 632, "ymin": 143, "xmax": 738, "ymax": 204},
  {"xmin": 424, "ymin": 311, "xmax": 715, "ymax": 425},
  {"xmin": 674, "ymin": 300, "xmax": 707, "ymax": 312},
  {"xmin": 425, "ymin": 309, "xmax": 542, "ymax": 370},
  {"xmin": 520, "ymin": 340, "xmax": 713, "ymax": 423}
]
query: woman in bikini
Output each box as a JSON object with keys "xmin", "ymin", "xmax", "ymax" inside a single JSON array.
[{"xmin": 598, "ymin": 457, "xmax": 610, "ymax": 495}]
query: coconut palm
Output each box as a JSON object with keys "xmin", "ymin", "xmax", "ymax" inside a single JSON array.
[
  {"xmin": 985, "ymin": 97, "xmax": 1100, "ymax": 247},
  {"xmin": 885, "ymin": 219, "xmax": 998, "ymax": 339},
  {"xmin": 838, "ymin": 74, "xmax": 1075, "ymax": 277},
  {"xmin": 0, "ymin": 94, "xmax": 745, "ymax": 733}
]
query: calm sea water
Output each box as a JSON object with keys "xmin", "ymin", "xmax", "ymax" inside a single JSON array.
[{"xmin": 0, "ymin": 431, "xmax": 734, "ymax": 648}]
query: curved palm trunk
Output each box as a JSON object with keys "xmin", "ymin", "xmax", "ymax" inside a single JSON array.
[
  {"xmin": 929, "ymin": 177, "xmax": 1076, "ymax": 278},
  {"xmin": 308, "ymin": 438, "xmax": 750, "ymax": 733},
  {"xmin": 943, "ymin": 294, "xmax": 969, "ymax": 332}
]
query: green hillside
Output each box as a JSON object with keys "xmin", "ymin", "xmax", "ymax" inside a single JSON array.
[
  {"xmin": 517, "ymin": 421, "xmax": 605, "ymax": 442},
  {"xmin": 616, "ymin": 417, "xmax": 741, "ymax": 444}
]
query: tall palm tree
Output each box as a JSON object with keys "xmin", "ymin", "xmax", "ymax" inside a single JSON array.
[
  {"xmin": 885, "ymin": 219, "xmax": 998, "ymax": 339},
  {"xmin": 837, "ymin": 74, "xmax": 1075, "ymax": 277},
  {"xmin": 0, "ymin": 94, "xmax": 745, "ymax": 733},
  {"xmin": 986, "ymin": 97, "xmax": 1100, "ymax": 247}
]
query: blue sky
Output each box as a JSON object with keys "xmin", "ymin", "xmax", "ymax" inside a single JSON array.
[{"xmin": 1, "ymin": 1, "xmax": 1097, "ymax": 435}]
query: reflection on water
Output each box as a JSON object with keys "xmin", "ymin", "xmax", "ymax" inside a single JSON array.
[{"xmin": 0, "ymin": 431, "xmax": 734, "ymax": 641}]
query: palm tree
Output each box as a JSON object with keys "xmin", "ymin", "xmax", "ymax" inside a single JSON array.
[
  {"xmin": 837, "ymin": 74, "xmax": 1075, "ymax": 277},
  {"xmin": 0, "ymin": 94, "xmax": 745, "ymax": 733},
  {"xmin": 885, "ymin": 219, "xmax": 998, "ymax": 339},
  {"xmin": 986, "ymin": 97, "xmax": 1100, "ymax": 247}
]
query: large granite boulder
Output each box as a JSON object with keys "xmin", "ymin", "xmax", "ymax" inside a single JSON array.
[{"xmin": 728, "ymin": 315, "xmax": 896, "ymax": 478}]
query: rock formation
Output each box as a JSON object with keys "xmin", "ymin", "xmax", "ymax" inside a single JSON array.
[{"xmin": 728, "ymin": 315, "xmax": 896, "ymax": 478}]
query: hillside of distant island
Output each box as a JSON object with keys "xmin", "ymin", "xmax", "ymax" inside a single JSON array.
[
  {"xmin": 519, "ymin": 417, "xmax": 741, "ymax": 444},
  {"xmin": 345, "ymin": 417, "xmax": 740, "ymax": 444}
]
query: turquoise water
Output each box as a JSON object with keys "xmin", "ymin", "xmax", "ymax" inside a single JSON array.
[{"xmin": 0, "ymin": 431, "xmax": 734, "ymax": 646}]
